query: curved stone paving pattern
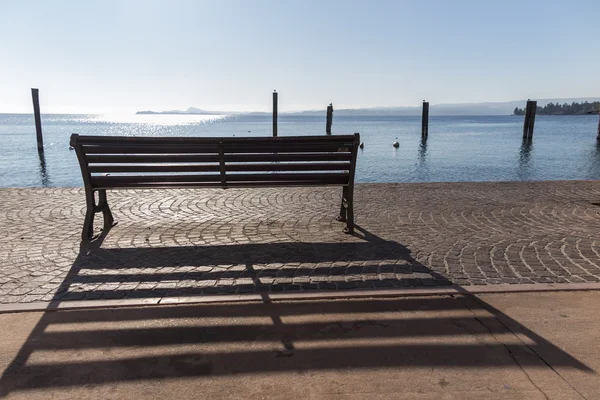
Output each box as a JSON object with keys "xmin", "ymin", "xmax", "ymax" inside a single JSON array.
[{"xmin": 1, "ymin": 181, "xmax": 600, "ymax": 303}]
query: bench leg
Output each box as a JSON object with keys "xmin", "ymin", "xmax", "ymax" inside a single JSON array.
[
  {"xmin": 82, "ymin": 191, "xmax": 96, "ymax": 241},
  {"xmin": 98, "ymin": 189, "xmax": 114, "ymax": 229},
  {"xmin": 336, "ymin": 186, "xmax": 348, "ymax": 222},
  {"xmin": 344, "ymin": 189, "xmax": 354, "ymax": 234}
]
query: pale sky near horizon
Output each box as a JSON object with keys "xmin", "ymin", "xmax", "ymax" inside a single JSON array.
[{"xmin": 1, "ymin": 0, "xmax": 599, "ymax": 113}]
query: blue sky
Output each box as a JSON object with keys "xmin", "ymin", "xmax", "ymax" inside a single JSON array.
[{"xmin": 1, "ymin": 0, "xmax": 599, "ymax": 113}]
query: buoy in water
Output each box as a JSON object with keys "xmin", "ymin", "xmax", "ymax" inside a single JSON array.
[
  {"xmin": 359, "ymin": 142, "xmax": 364, "ymax": 149},
  {"xmin": 69, "ymin": 146, "xmax": 74, "ymax": 150},
  {"xmin": 392, "ymin": 141, "xmax": 399, "ymax": 148}
]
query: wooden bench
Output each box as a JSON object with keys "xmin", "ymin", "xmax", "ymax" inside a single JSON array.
[{"xmin": 70, "ymin": 133, "xmax": 360, "ymax": 240}]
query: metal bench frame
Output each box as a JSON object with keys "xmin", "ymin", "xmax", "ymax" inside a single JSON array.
[{"xmin": 70, "ymin": 133, "xmax": 360, "ymax": 240}]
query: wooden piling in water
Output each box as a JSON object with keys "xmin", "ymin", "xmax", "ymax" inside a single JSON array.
[
  {"xmin": 272, "ymin": 91, "xmax": 278, "ymax": 137},
  {"xmin": 31, "ymin": 88, "xmax": 44, "ymax": 152},
  {"xmin": 326, "ymin": 103, "xmax": 333, "ymax": 135},
  {"xmin": 421, "ymin": 101, "xmax": 429, "ymax": 138},
  {"xmin": 523, "ymin": 100, "xmax": 537, "ymax": 139},
  {"xmin": 597, "ymin": 113, "xmax": 600, "ymax": 141}
]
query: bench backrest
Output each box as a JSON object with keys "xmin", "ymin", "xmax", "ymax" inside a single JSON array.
[{"xmin": 70, "ymin": 134, "xmax": 360, "ymax": 189}]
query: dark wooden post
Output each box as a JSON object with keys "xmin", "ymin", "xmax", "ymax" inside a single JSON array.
[
  {"xmin": 421, "ymin": 101, "xmax": 429, "ymax": 138},
  {"xmin": 528, "ymin": 100, "xmax": 537, "ymax": 139},
  {"xmin": 31, "ymin": 88, "xmax": 44, "ymax": 152},
  {"xmin": 272, "ymin": 90, "xmax": 278, "ymax": 137},
  {"xmin": 597, "ymin": 113, "xmax": 600, "ymax": 141},
  {"xmin": 523, "ymin": 100, "xmax": 537, "ymax": 139},
  {"xmin": 326, "ymin": 103, "xmax": 333, "ymax": 135},
  {"xmin": 523, "ymin": 101, "xmax": 529, "ymax": 138}
]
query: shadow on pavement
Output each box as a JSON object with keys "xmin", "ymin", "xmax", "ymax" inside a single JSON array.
[
  {"xmin": 0, "ymin": 226, "xmax": 593, "ymax": 395},
  {"xmin": 50, "ymin": 225, "xmax": 452, "ymax": 301}
]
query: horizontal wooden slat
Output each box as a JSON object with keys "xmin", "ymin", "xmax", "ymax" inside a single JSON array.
[
  {"xmin": 73, "ymin": 134, "xmax": 357, "ymax": 145},
  {"xmin": 225, "ymin": 153, "xmax": 352, "ymax": 162},
  {"xmin": 88, "ymin": 164, "xmax": 221, "ymax": 173},
  {"xmin": 91, "ymin": 173, "xmax": 349, "ymax": 188},
  {"xmin": 82, "ymin": 145, "xmax": 221, "ymax": 154},
  {"xmin": 90, "ymin": 163, "xmax": 350, "ymax": 173},
  {"xmin": 86, "ymin": 155, "xmax": 221, "ymax": 163},
  {"xmin": 234, "ymin": 148, "xmax": 352, "ymax": 154},
  {"xmin": 91, "ymin": 175, "xmax": 221, "ymax": 186},
  {"xmin": 226, "ymin": 163, "xmax": 351, "ymax": 172},
  {"xmin": 221, "ymin": 143, "xmax": 354, "ymax": 153},
  {"xmin": 205, "ymin": 180, "xmax": 349, "ymax": 187},
  {"xmin": 227, "ymin": 173, "xmax": 349, "ymax": 182},
  {"xmin": 92, "ymin": 181, "xmax": 348, "ymax": 190},
  {"xmin": 86, "ymin": 153, "xmax": 352, "ymax": 164},
  {"xmin": 82, "ymin": 143, "xmax": 354, "ymax": 155}
]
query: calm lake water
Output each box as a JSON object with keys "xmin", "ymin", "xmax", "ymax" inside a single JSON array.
[{"xmin": 1, "ymin": 113, "xmax": 599, "ymax": 187}]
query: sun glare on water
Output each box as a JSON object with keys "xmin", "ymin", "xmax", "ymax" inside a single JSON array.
[{"xmin": 87, "ymin": 113, "xmax": 230, "ymax": 126}]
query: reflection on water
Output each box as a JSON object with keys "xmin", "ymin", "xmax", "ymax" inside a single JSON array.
[
  {"xmin": 37, "ymin": 149, "xmax": 50, "ymax": 188},
  {"xmin": 416, "ymin": 137, "xmax": 430, "ymax": 181},
  {"xmin": 586, "ymin": 141, "xmax": 600, "ymax": 180},
  {"xmin": 517, "ymin": 138, "xmax": 533, "ymax": 181},
  {"xmin": 418, "ymin": 137, "xmax": 428, "ymax": 165},
  {"xmin": 84, "ymin": 113, "xmax": 229, "ymax": 126}
]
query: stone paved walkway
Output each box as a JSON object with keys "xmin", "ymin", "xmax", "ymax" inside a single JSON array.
[{"xmin": 1, "ymin": 181, "xmax": 600, "ymax": 304}]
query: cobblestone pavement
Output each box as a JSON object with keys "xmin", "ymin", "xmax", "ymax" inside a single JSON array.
[{"xmin": 1, "ymin": 181, "xmax": 600, "ymax": 304}]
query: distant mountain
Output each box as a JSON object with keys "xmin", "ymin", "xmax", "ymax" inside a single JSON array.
[{"xmin": 137, "ymin": 98, "xmax": 600, "ymax": 117}]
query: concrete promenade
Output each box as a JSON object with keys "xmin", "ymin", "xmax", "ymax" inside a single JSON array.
[{"xmin": 1, "ymin": 291, "xmax": 599, "ymax": 399}]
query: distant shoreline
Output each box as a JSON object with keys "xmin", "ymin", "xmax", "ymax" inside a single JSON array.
[
  {"xmin": 511, "ymin": 114, "xmax": 598, "ymax": 116},
  {"xmin": 513, "ymin": 112, "xmax": 599, "ymax": 116},
  {"xmin": 513, "ymin": 101, "xmax": 600, "ymax": 116}
]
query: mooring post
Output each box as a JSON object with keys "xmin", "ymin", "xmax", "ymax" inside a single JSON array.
[
  {"xmin": 272, "ymin": 90, "xmax": 278, "ymax": 137},
  {"xmin": 421, "ymin": 101, "xmax": 429, "ymax": 138},
  {"xmin": 528, "ymin": 100, "xmax": 537, "ymax": 139},
  {"xmin": 326, "ymin": 103, "xmax": 333, "ymax": 135},
  {"xmin": 597, "ymin": 113, "xmax": 600, "ymax": 141},
  {"xmin": 523, "ymin": 100, "xmax": 531, "ymax": 138},
  {"xmin": 31, "ymin": 88, "xmax": 44, "ymax": 152},
  {"xmin": 523, "ymin": 100, "xmax": 537, "ymax": 139}
]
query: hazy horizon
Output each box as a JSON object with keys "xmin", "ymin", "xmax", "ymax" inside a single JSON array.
[
  {"xmin": 3, "ymin": 96, "xmax": 599, "ymax": 116},
  {"xmin": 2, "ymin": 1, "xmax": 599, "ymax": 114}
]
